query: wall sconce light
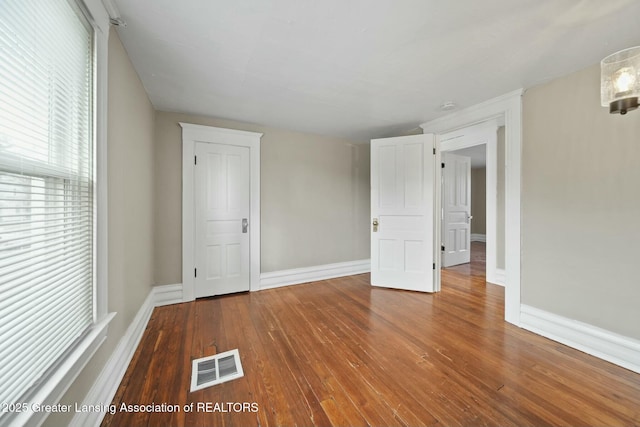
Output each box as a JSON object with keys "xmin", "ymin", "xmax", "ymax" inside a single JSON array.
[{"xmin": 601, "ymin": 46, "xmax": 640, "ymax": 114}]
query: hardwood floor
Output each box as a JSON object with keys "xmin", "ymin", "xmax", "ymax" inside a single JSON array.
[{"xmin": 102, "ymin": 244, "xmax": 640, "ymax": 426}]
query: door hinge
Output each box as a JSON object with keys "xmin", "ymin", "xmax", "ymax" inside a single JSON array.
[
  {"xmin": 194, "ymin": 155, "xmax": 197, "ymax": 165},
  {"xmin": 194, "ymin": 268, "xmax": 197, "ymax": 277},
  {"xmin": 433, "ymin": 148, "xmax": 436, "ymax": 155},
  {"xmin": 441, "ymin": 162, "xmax": 445, "ymax": 168},
  {"xmin": 433, "ymin": 263, "xmax": 436, "ymax": 270}
]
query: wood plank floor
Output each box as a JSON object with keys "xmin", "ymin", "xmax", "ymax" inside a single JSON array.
[{"xmin": 102, "ymin": 243, "xmax": 640, "ymax": 426}]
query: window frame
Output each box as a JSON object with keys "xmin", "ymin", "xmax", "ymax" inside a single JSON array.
[{"xmin": 5, "ymin": 0, "xmax": 114, "ymax": 425}]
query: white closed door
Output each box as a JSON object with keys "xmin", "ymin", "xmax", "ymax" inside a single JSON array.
[
  {"xmin": 195, "ymin": 142, "xmax": 250, "ymax": 298},
  {"xmin": 441, "ymin": 152, "xmax": 471, "ymax": 267},
  {"xmin": 370, "ymin": 134, "xmax": 435, "ymax": 292}
]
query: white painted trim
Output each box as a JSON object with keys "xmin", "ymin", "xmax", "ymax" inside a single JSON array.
[
  {"xmin": 12, "ymin": 314, "xmax": 114, "ymax": 427},
  {"xmin": 68, "ymin": 284, "xmax": 182, "ymax": 427},
  {"xmin": 484, "ymin": 132, "xmax": 498, "ymax": 288},
  {"xmin": 154, "ymin": 284, "xmax": 184, "ymax": 307},
  {"xmin": 440, "ymin": 121, "xmax": 497, "ymax": 150},
  {"xmin": 487, "ymin": 268, "xmax": 505, "ymax": 287},
  {"xmin": 433, "ymin": 136, "xmax": 442, "ymax": 291},
  {"xmin": 181, "ymin": 126, "xmax": 195, "ymax": 301},
  {"xmin": 87, "ymin": 0, "xmax": 110, "ymax": 322},
  {"xmin": 260, "ymin": 259, "xmax": 371, "ymax": 290},
  {"xmin": 180, "ymin": 123, "xmax": 262, "ymax": 301},
  {"xmin": 421, "ymin": 89, "xmax": 523, "ymax": 326},
  {"xmin": 521, "ymin": 305, "xmax": 640, "ymax": 374},
  {"xmin": 470, "ymin": 233, "xmax": 486, "ymax": 242}
]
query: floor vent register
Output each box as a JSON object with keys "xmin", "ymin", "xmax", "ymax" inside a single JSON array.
[{"xmin": 190, "ymin": 349, "xmax": 244, "ymax": 392}]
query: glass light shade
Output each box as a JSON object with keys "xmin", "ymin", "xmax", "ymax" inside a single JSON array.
[{"xmin": 601, "ymin": 46, "xmax": 640, "ymax": 114}]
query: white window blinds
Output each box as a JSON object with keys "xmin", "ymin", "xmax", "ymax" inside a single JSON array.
[{"xmin": 0, "ymin": 0, "xmax": 95, "ymax": 407}]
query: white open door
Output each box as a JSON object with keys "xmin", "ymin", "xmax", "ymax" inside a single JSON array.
[
  {"xmin": 441, "ymin": 152, "xmax": 471, "ymax": 267},
  {"xmin": 371, "ymin": 134, "xmax": 435, "ymax": 292},
  {"xmin": 194, "ymin": 142, "xmax": 251, "ymax": 298}
]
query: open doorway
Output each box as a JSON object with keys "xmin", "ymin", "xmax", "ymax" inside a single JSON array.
[
  {"xmin": 438, "ymin": 121, "xmax": 505, "ymax": 286},
  {"xmin": 421, "ymin": 89, "xmax": 522, "ymax": 325},
  {"xmin": 441, "ymin": 144, "xmax": 487, "ymax": 276}
]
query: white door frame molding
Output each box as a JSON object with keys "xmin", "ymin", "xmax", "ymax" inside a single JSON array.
[
  {"xmin": 421, "ymin": 89, "xmax": 523, "ymax": 326},
  {"xmin": 181, "ymin": 123, "xmax": 262, "ymax": 301}
]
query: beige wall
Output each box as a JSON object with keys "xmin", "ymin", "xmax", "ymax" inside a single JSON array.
[
  {"xmin": 154, "ymin": 111, "xmax": 370, "ymax": 284},
  {"xmin": 496, "ymin": 126, "xmax": 505, "ymax": 270},
  {"xmin": 522, "ymin": 63, "xmax": 640, "ymax": 340},
  {"xmin": 44, "ymin": 29, "xmax": 156, "ymax": 426},
  {"xmin": 470, "ymin": 168, "xmax": 486, "ymax": 235}
]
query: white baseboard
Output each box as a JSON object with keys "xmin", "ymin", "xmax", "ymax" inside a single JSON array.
[
  {"xmin": 471, "ymin": 233, "xmax": 486, "ymax": 242},
  {"xmin": 487, "ymin": 268, "xmax": 505, "ymax": 286},
  {"xmin": 154, "ymin": 283, "xmax": 183, "ymax": 306},
  {"xmin": 520, "ymin": 304, "xmax": 640, "ymax": 374},
  {"xmin": 69, "ymin": 284, "xmax": 183, "ymax": 427},
  {"xmin": 260, "ymin": 259, "xmax": 371, "ymax": 290}
]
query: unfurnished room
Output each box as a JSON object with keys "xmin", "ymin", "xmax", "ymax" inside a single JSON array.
[{"xmin": 0, "ymin": 1, "xmax": 639, "ymax": 426}]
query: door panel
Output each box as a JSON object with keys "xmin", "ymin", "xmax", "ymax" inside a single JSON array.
[
  {"xmin": 442, "ymin": 152, "xmax": 471, "ymax": 267},
  {"xmin": 371, "ymin": 134, "xmax": 435, "ymax": 292},
  {"xmin": 195, "ymin": 142, "xmax": 250, "ymax": 297}
]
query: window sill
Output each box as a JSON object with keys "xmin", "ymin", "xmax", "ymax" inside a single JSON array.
[{"xmin": 5, "ymin": 312, "xmax": 116, "ymax": 427}]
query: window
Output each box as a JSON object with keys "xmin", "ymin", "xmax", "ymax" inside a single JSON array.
[{"xmin": 0, "ymin": 0, "xmax": 102, "ymax": 419}]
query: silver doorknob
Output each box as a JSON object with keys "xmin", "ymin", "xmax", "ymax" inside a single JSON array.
[
  {"xmin": 242, "ymin": 218, "xmax": 248, "ymax": 233},
  {"xmin": 372, "ymin": 218, "xmax": 379, "ymax": 232}
]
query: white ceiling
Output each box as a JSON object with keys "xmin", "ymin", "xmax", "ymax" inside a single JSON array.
[{"xmin": 112, "ymin": 0, "xmax": 640, "ymax": 140}]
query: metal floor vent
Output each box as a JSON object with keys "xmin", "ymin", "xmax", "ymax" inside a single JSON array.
[{"xmin": 190, "ymin": 349, "xmax": 244, "ymax": 392}]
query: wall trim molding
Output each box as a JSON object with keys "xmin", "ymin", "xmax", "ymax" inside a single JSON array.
[
  {"xmin": 520, "ymin": 304, "xmax": 640, "ymax": 374},
  {"xmin": 487, "ymin": 268, "xmax": 505, "ymax": 287},
  {"xmin": 69, "ymin": 284, "xmax": 183, "ymax": 427},
  {"xmin": 260, "ymin": 259, "xmax": 371, "ymax": 290},
  {"xmin": 421, "ymin": 88, "xmax": 523, "ymax": 326},
  {"xmin": 470, "ymin": 233, "xmax": 486, "ymax": 242},
  {"xmin": 154, "ymin": 283, "xmax": 184, "ymax": 306}
]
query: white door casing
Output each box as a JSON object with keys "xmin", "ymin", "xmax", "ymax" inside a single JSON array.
[
  {"xmin": 370, "ymin": 134, "xmax": 435, "ymax": 292},
  {"xmin": 441, "ymin": 152, "xmax": 472, "ymax": 267},
  {"xmin": 420, "ymin": 89, "xmax": 522, "ymax": 326},
  {"xmin": 195, "ymin": 142, "xmax": 250, "ymax": 297},
  {"xmin": 181, "ymin": 123, "xmax": 262, "ymax": 302}
]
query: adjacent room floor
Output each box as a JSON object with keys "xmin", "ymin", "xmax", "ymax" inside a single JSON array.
[{"xmin": 102, "ymin": 243, "xmax": 640, "ymax": 426}]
